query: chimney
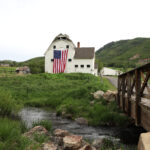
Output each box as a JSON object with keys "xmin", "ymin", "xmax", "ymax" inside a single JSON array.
[{"xmin": 77, "ymin": 42, "xmax": 80, "ymax": 48}]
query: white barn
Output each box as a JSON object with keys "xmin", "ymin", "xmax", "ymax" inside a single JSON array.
[{"xmin": 44, "ymin": 34, "xmax": 98, "ymax": 75}]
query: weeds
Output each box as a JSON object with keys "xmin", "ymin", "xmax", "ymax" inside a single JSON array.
[
  {"xmin": 0, "ymin": 73, "xmax": 131, "ymax": 150},
  {"xmin": 0, "ymin": 73, "xmax": 128, "ymax": 126},
  {"xmin": 0, "ymin": 118, "xmax": 31, "ymax": 150},
  {"xmin": 0, "ymin": 89, "xmax": 15, "ymax": 116},
  {"xmin": 32, "ymin": 120, "xmax": 52, "ymax": 131},
  {"xmin": 33, "ymin": 133, "xmax": 49, "ymax": 143}
]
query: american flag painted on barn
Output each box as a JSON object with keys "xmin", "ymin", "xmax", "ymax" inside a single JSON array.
[{"xmin": 53, "ymin": 49, "xmax": 68, "ymax": 73}]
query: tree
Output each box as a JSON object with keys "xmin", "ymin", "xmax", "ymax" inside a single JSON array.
[{"xmin": 95, "ymin": 59, "xmax": 103, "ymax": 73}]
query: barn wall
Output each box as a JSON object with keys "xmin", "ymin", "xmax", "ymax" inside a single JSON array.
[{"xmin": 45, "ymin": 40, "xmax": 75, "ymax": 73}]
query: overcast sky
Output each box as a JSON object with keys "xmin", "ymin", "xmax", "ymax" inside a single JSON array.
[{"xmin": 0, "ymin": 0, "xmax": 150, "ymax": 61}]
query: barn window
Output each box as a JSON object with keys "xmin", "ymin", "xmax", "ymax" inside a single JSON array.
[
  {"xmin": 75, "ymin": 65, "xmax": 78, "ymax": 68},
  {"xmin": 68, "ymin": 59, "xmax": 72, "ymax": 62},
  {"xmin": 66, "ymin": 45, "xmax": 69, "ymax": 49},
  {"xmin": 51, "ymin": 59, "xmax": 54, "ymax": 62},
  {"xmin": 81, "ymin": 65, "xmax": 84, "ymax": 68},
  {"xmin": 87, "ymin": 65, "xmax": 90, "ymax": 68},
  {"xmin": 53, "ymin": 45, "xmax": 56, "ymax": 49}
]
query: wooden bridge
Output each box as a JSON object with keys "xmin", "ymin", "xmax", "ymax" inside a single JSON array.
[{"xmin": 117, "ymin": 63, "xmax": 150, "ymax": 131}]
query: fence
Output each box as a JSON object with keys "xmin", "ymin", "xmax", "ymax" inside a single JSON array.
[{"xmin": 117, "ymin": 63, "xmax": 150, "ymax": 127}]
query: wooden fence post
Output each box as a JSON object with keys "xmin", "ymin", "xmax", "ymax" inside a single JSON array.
[
  {"xmin": 127, "ymin": 73, "xmax": 131, "ymax": 116},
  {"xmin": 135, "ymin": 69, "xmax": 141, "ymax": 125},
  {"xmin": 117, "ymin": 77, "xmax": 121, "ymax": 107},
  {"xmin": 122, "ymin": 75, "xmax": 126, "ymax": 112}
]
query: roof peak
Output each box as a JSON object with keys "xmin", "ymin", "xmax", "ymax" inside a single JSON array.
[{"xmin": 53, "ymin": 33, "xmax": 71, "ymax": 42}]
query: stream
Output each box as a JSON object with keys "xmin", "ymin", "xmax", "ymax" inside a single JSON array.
[{"xmin": 19, "ymin": 107, "xmax": 144, "ymax": 149}]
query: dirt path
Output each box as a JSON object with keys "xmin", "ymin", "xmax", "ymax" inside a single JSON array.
[{"xmin": 104, "ymin": 76, "xmax": 118, "ymax": 88}]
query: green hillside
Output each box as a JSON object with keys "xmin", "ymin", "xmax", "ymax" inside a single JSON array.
[
  {"xmin": 96, "ymin": 37, "xmax": 150, "ymax": 68},
  {"xmin": 0, "ymin": 57, "xmax": 44, "ymax": 74},
  {"xmin": 18, "ymin": 57, "xmax": 44, "ymax": 73}
]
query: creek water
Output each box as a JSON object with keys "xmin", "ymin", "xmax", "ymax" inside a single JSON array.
[{"xmin": 19, "ymin": 107, "xmax": 144, "ymax": 149}]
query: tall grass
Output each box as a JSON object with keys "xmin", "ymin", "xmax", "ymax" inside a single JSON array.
[
  {"xmin": 32, "ymin": 120, "xmax": 52, "ymax": 131},
  {"xmin": 0, "ymin": 73, "xmax": 128, "ymax": 126},
  {"xmin": 0, "ymin": 89, "xmax": 15, "ymax": 116},
  {"xmin": 0, "ymin": 118, "xmax": 31, "ymax": 150},
  {"xmin": 0, "ymin": 73, "xmax": 131, "ymax": 149}
]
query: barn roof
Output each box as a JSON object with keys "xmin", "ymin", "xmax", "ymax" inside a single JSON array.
[
  {"xmin": 52, "ymin": 33, "xmax": 73, "ymax": 43},
  {"xmin": 44, "ymin": 33, "xmax": 75, "ymax": 55},
  {"xmin": 74, "ymin": 47, "xmax": 95, "ymax": 59}
]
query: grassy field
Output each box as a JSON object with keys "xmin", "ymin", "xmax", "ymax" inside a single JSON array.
[
  {"xmin": 102, "ymin": 77, "xmax": 117, "ymax": 91},
  {"xmin": 0, "ymin": 73, "xmax": 127, "ymax": 125},
  {"xmin": 0, "ymin": 67, "xmax": 16, "ymax": 77},
  {"xmin": 0, "ymin": 73, "xmax": 129, "ymax": 149}
]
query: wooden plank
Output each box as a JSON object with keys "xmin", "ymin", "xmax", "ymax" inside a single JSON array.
[
  {"xmin": 140, "ymin": 106, "xmax": 150, "ymax": 131},
  {"xmin": 146, "ymin": 86, "xmax": 150, "ymax": 95},
  {"xmin": 122, "ymin": 75, "xmax": 126, "ymax": 112},
  {"xmin": 119, "ymin": 63, "xmax": 150, "ymax": 77},
  {"xmin": 140, "ymin": 71, "xmax": 150, "ymax": 95},
  {"xmin": 135, "ymin": 69, "xmax": 141, "ymax": 125},
  {"xmin": 131, "ymin": 77, "xmax": 135, "ymax": 95},
  {"xmin": 117, "ymin": 77, "xmax": 121, "ymax": 107},
  {"xmin": 127, "ymin": 73, "xmax": 131, "ymax": 116}
]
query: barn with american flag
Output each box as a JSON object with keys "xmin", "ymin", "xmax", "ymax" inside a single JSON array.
[{"xmin": 44, "ymin": 34, "xmax": 98, "ymax": 75}]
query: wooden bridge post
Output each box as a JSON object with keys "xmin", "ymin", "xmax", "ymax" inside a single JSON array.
[
  {"xmin": 135, "ymin": 69, "xmax": 141, "ymax": 125},
  {"xmin": 117, "ymin": 77, "xmax": 121, "ymax": 107},
  {"xmin": 127, "ymin": 73, "xmax": 131, "ymax": 116},
  {"xmin": 122, "ymin": 75, "xmax": 126, "ymax": 112}
]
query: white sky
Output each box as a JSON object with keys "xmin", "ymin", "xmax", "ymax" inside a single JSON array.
[{"xmin": 0, "ymin": 0, "xmax": 150, "ymax": 61}]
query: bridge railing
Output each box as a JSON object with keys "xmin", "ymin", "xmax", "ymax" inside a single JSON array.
[{"xmin": 117, "ymin": 63, "xmax": 150, "ymax": 125}]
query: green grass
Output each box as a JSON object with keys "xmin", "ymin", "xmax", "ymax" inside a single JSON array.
[
  {"xmin": 0, "ymin": 118, "xmax": 31, "ymax": 150},
  {"xmin": 0, "ymin": 73, "xmax": 128, "ymax": 126},
  {"xmin": 102, "ymin": 77, "xmax": 117, "ymax": 91},
  {"xmin": 0, "ymin": 73, "xmax": 130, "ymax": 149},
  {"xmin": 100, "ymin": 138, "xmax": 137, "ymax": 150},
  {"xmin": 32, "ymin": 120, "xmax": 52, "ymax": 131},
  {"xmin": 0, "ymin": 67, "xmax": 16, "ymax": 77},
  {"xmin": 0, "ymin": 117, "xmax": 47, "ymax": 150},
  {"xmin": 0, "ymin": 89, "xmax": 16, "ymax": 116}
]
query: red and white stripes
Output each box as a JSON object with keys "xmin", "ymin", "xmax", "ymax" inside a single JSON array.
[{"xmin": 53, "ymin": 49, "xmax": 68, "ymax": 74}]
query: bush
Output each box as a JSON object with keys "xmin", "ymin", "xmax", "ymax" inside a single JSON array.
[
  {"xmin": 0, "ymin": 118, "xmax": 30, "ymax": 150},
  {"xmin": 0, "ymin": 89, "xmax": 15, "ymax": 116},
  {"xmin": 88, "ymin": 102, "xmax": 128, "ymax": 126}
]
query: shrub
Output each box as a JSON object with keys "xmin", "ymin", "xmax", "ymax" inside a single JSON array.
[
  {"xmin": 0, "ymin": 118, "xmax": 30, "ymax": 150},
  {"xmin": 0, "ymin": 89, "xmax": 15, "ymax": 116}
]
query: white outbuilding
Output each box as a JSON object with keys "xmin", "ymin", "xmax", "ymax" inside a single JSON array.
[
  {"xmin": 44, "ymin": 34, "xmax": 98, "ymax": 75},
  {"xmin": 101, "ymin": 67, "xmax": 122, "ymax": 76}
]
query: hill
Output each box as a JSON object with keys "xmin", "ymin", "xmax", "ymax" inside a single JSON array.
[
  {"xmin": 18, "ymin": 57, "xmax": 44, "ymax": 73},
  {"xmin": 96, "ymin": 37, "xmax": 150, "ymax": 68},
  {"xmin": 0, "ymin": 57, "xmax": 44, "ymax": 74}
]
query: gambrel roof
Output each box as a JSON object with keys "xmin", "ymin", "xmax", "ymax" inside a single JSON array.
[{"xmin": 44, "ymin": 33, "xmax": 75, "ymax": 55}]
